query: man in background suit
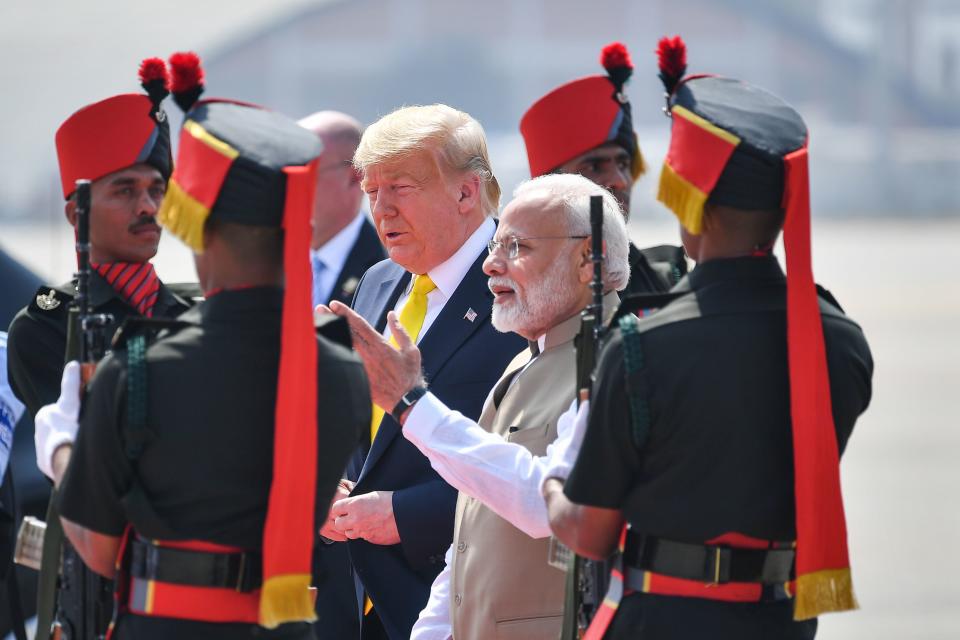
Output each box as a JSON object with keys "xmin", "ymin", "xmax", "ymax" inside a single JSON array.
[
  {"xmin": 318, "ymin": 104, "xmax": 525, "ymax": 639},
  {"xmin": 299, "ymin": 111, "xmax": 386, "ymax": 307}
]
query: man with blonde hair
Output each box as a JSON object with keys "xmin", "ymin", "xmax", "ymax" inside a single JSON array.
[
  {"xmin": 327, "ymin": 173, "xmax": 630, "ymax": 640},
  {"xmin": 318, "ymin": 104, "xmax": 524, "ymax": 639}
]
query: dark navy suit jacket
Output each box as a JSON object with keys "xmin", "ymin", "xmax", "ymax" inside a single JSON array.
[
  {"xmin": 313, "ymin": 216, "xmax": 385, "ymax": 639},
  {"xmin": 345, "ymin": 249, "xmax": 525, "ymax": 639}
]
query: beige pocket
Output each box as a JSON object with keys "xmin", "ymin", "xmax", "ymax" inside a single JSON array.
[
  {"xmin": 495, "ymin": 613, "xmax": 563, "ymax": 640},
  {"xmin": 505, "ymin": 423, "xmax": 552, "ymax": 455}
]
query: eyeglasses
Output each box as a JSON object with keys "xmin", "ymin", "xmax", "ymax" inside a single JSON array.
[{"xmin": 486, "ymin": 235, "xmax": 588, "ymax": 260}]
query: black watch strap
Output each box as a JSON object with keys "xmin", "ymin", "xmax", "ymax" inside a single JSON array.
[{"xmin": 392, "ymin": 385, "xmax": 428, "ymax": 422}]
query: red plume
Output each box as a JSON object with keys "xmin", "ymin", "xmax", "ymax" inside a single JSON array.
[
  {"xmin": 168, "ymin": 51, "xmax": 205, "ymax": 112},
  {"xmin": 600, "ymin": 42, "xmax": 634, "ymax": 91},
  {"xmin": 138, "ymin": 57, "xmax": 169, "ymax": 88},
  {"xmin": 656, "ymin": 35, "xmax": 687, "ymax": 95},
  {"xmin": 601, "ymin": 42, "xmax": 633, "ymax": 72},
  {"xmin": 138, "ymin": 57, "xmax": 169, "ymax": 110},
  {"xmin": 169, "ymin": 51, "xmax": 204, "ymax": 93}
]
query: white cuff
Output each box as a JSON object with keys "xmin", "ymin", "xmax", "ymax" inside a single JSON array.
[{"xmin": 402, "ymin": 392, "xmax": 447, "ymax": 444}]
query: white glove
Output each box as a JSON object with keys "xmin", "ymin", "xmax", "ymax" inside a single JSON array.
[
  {"xmin": 540, "ymin": 399, "xmax": 591, "ymax": 493},
  {"xmin": 35, "ymin": 361, "xmax": 81, "ymax": 481}
]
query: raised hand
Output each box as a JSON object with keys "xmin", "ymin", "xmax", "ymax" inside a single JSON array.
[{"xmin": 326, "ymin": 301, "xmax": 425, "ymax": 411}]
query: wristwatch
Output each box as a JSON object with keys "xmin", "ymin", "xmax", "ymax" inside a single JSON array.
[{"xmin": 391, "ymin": 384, "xmax": 428, "ymax": 422}]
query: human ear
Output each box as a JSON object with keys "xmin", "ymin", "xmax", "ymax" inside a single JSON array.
[
  {"xmin": 64, "ymin": 199, "xmax": 77, "ymax": 228},
  {"xmin": 457, "ymin": 173, "xmax": 481, "ymax": 212},
  {"xmin": 577, "ymin": 238, "xmax": 598, "ymax": 284}
]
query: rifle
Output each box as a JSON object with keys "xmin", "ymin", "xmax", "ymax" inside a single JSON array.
[
  {"xmin": 17, "ymin": 180, "xmax": 115, "ymax": 640},
  {"xmin": 558, "ymin": 195, "xmax": 612, "ymax": 639},
  {"xmin": 574, "ymin": 195, "xmax": 605, "ymax": 399},
  {"xmin": 72, "ymin": 180, "xmax": 114, "ymax": 383}
]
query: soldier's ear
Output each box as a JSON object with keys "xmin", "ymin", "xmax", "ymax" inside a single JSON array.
[
  {"xmin": 701, "ymin": 204, "xmax": 717, "ymax": 232},
  {"xmin": 64, "ymin": 198, "xmax": 78, "ymax": 228}
]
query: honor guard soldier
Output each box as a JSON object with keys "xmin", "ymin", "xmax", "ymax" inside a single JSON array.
[
  {"xmin": 520, "ymin": 42, "xmax": 687, "ymax": 294},
  {"xmin": 545, "ymin": 37, "xmax": 874, "ymax": 639},
  {"xmin": 54, "ymin": 53, "xmax": 369, "ymax": 639},
  {"xmin": 7, "ymin": 57, "xmax": 192, "ymax": 423},
  {"xmin": 6, "ymin": 57, "xmax": 196, "ymax": 639}
]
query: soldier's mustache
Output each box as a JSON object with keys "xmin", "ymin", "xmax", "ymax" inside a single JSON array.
[{"xmin": 129, "ymin": 217, "xmax": 160, "ymax": 232}]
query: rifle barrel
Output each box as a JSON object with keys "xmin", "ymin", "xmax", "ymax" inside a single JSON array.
[
  {"xmin": 589, "ymin": 195, "xmax": 604, "ymax": 338},
  {"xmin": 74, "ymin": 180, "xmax": 92, "ymax": 362}
]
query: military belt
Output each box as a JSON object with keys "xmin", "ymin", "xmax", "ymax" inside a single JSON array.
[
  {"xmin": 130, "ymin": 540, "xmax": 262, "ymax": 592},
  {"xmin": 623, "ymin": 533, "xmax": 795, "ymax": 585}
]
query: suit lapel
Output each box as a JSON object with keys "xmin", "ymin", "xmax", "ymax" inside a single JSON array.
[
  {"xmin": 417, "ymin": 250, "xmax": 493, "ymax": 381},
  {"xmin": 364, "ymin": 266, "xmax": 408, "ymax": 334},
  {"xmin": 353, "ymin": 265, "xmax": 407, "ymax": 484},
  {"xmin": 358, "ymin": 249, "xmax": 493, "ymax": 483}
]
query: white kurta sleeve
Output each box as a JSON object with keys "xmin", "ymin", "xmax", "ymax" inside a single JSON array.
[
  {"xmin": 410, "ymin": 543, "xmax": 454, "ymax": 640},
  {"xmin": 403, "ymin": 393, "xmax": 579, "ymax": 538}
]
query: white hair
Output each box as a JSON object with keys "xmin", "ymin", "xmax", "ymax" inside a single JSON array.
[
  {"xmin": 512, "ymin": 174, "xmax": 630, "ymax": 291},
  {"xmin": 353, "ymin": 104, "xmax": 500, "ymax": 216}
]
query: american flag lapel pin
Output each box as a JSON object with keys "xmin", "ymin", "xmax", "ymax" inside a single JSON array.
[{"xmin": 464, "ymin": 308, "xmax": 478, "ymax": 323}]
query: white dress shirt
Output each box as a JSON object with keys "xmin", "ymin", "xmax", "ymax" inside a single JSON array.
[
  {"xmin": 406, "ymin": 372, "xmax": 592, "ymax": 639},
  {"xmin": 310, "ymin": 211, "xmax": 366, "ymax": 306},
  {"xmin": 383, "ymin": 216, "xmax": 495, "ymax": 344}
]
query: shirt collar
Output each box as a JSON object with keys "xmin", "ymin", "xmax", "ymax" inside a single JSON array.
[
  {"xmin": 312, "ymin": 211, "xmax": 366, "ymax": 268},
  {"xmin": 422, "ymin": 216, "xmax": 495, "ymax": 300}
]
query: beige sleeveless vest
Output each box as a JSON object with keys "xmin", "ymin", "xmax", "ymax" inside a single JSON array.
[{"xmin": 449, "ymin": 309, "xmax": 587, "ymax": 640}]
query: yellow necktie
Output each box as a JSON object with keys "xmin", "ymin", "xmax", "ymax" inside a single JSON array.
[
  {"xmin": 369, "ymin": 274, "xmax": 437, "ymax": 444},
  {"xmin": 364, "ymin": 274, "xmax": 436, "ymax": 617}
]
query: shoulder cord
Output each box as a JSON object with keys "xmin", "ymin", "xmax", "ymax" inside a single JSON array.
[
  {"xmin": 618, "ymin": 314, "xmax": 650, "ymax": 449},
  {"xmin": 125, "ymin": 334, "xmax": 148, "ymax": 462}
]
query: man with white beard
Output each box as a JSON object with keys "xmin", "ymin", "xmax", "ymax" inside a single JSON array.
[{"xmin": 324, "ymin": 173, "xmax": 630, "ymax": 640}]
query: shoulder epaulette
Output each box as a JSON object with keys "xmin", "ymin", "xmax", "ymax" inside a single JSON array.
[
  {"xmin": 815, "ymin": 284, "xmax": 844, "ymax": 314},
  {"xmin": 638, "ymin": 244, "xmax": 689, "ymax": 287},
  {"xmin": 111, "ymin": 316, "xmax": 195, "ymax": 350},
  {"xmin": 29, "ymin": 284, "xmax": 73, "ymax": 314},
  {"xmin": 615, "ymin": 291, "xmax": 686, "ymax": 321},
  {"xmin": 164, "ymin": 281, "xmax": 204, "ymax": 307}
]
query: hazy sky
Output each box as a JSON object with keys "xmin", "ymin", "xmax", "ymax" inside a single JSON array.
[{"xmin": 0, "ymin": 0, "xmax": 322, "ymax": 216}]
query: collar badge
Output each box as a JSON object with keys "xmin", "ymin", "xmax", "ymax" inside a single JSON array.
[{"xmin": 35, "ymin": 289, "xmax": 60, "ymax": 311}]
